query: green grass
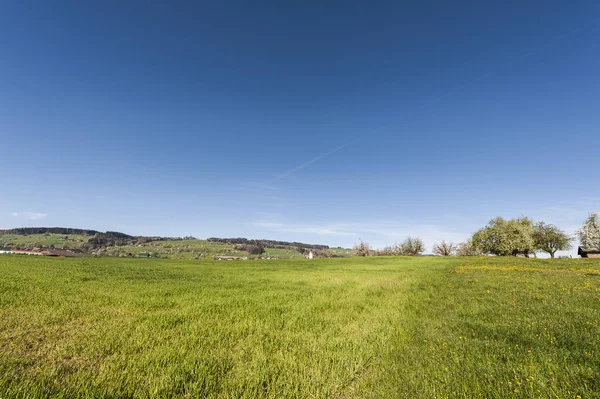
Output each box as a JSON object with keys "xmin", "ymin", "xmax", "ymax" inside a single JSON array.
[
  {"xmin": 262, "ymin": 247, "xmax": 305, "ymax": 259},
  {"xmin": 0, "ymin": 256, "xmax": 598, "ymax": 398}
]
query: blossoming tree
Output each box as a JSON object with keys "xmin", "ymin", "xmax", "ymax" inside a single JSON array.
[{"xmin": 577, "ymin": 212, "xmax": 600, "ymax": 251}]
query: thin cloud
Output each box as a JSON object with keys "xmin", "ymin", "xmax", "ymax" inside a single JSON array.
[
  {"xmin": 579, "ymin": 197, "xmax": 600, "ymax": 203},
  {"xmin": 252, "ymin": 219, "xmax": 471, "ymax": 247},
  {"xmin": 11, "ymin": 212, "xmax": 48, "ymax": 221},
  {"xmin": 253, "ymin": 221, "xmax": 358, "ymax": 237},
  {"xmin": 241, "ymin": 182, "xmax": 280, "ymax": 191}
]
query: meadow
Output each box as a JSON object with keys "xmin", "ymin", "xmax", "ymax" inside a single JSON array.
[{"xmin": 0, "ymin": 255, "xmax": 598, "ymax": 398}]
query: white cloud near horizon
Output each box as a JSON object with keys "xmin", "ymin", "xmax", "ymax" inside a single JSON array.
[
  {"xmin": 252, "ymin": 221, "xmax": 358, "ymax": 237},
  {"xmin": 252, "ymin": 219, "xmax": 471, "ymax": 251},
  {"xmin": 11, "ymin": 212, "xmax": 48, "ymax": 221},
  {"xmin": 251, "ymin": 198, "xmax": 600, "ymax": 256}
]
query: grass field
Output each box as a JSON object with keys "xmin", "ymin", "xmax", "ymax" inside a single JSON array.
[{"xmin": 0, "ymin": 256, "xmax": 599, "ymax": 398}]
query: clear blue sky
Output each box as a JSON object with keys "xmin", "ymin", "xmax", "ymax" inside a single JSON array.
[{"xmin": 1, "ymin": 1, "xmax": 599, "ymax": 253}]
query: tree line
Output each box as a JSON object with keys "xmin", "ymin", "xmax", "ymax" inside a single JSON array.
[
  {"xmin": 353, "ymin": 237, "xmax": 425, "ymax": 257},
  {"xmin": 355, "ymin": 212, "xmax": 600, "ymax": 258},
  {"xmin": 0, "ymin": 227, "xmax": 100, "ymax": 236}
]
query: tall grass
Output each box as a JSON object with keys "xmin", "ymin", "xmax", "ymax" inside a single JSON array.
[{"xmin": 0, "ymin": 256, "xmax": 598, "ymax": 398}]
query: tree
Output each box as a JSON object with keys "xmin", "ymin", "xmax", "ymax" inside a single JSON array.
[
  {"xmin": 532, "ymin": 222, "xmax": 572, "ymax": 259},
  {"xmin": 399, "ymin": 237, "xmax": 425, "ymax": 256},
  {"xmin": 577, "ymin": 212, "xmax": 600, "ymax": 251},
  {"xmin": 376, "ymin": 245, "xmax": 396, "ymax": 256},
  {"xmin": 432, "ymin": 241, "xmax": 456, "ymax": 256},
  {"xmin": 472, "ymin": 217, "xmax": 535, "ymax": 256},
  {"xmin": 247, "ymin": 244, "xmax": 265, "ymax": 255},
  {"xmin": 353, "ymin": 240, "xmax": 372, "ymax": 257},
  {"xmin": 456, "ymin": 239, "xmax": 481, "ymax": 256}
]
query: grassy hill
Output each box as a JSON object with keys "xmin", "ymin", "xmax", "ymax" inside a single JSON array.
[
  {"xmin": 0, "ymin": 228, "xmax": 346, "ymax": 259},
  {"xmin": 107, "ymin": 239, "xmax": 308, "ymax": 259},
  {"xmin": 1, "ymin": 255, "xmax": 598, "ymax": 398},
  {"xmin": 0, "ymin": 233, "xmax": 91, "ymax": 250}
]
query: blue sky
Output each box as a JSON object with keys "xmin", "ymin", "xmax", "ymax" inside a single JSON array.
[{"xmin": 1, "ymin": 1, "xmax": 599, "ymax": 254}]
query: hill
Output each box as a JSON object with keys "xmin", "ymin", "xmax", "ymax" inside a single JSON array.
[{"xmin": 0, "ymin": 227, "xmax": 349, "ymax": 259}]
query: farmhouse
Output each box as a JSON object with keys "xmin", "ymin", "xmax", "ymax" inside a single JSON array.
[
  {"xmin": 42, "ymin": 249, "xmax": 77, "ymax": 257},
  {"xmin": 0, "ymin": 249, "xmax": 77, "ymax": 257},
  {"xmin": 6, "ymin": 249, "xmax": 44, "ymax": 256},
  {"xmin": 577, "ymin": 247, "xmax": 600, "ymax": 258}
]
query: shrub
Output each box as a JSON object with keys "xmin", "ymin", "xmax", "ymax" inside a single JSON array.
[{"xmin": 456, "ymin": 239, "xmax": 481, "ymax": 256}]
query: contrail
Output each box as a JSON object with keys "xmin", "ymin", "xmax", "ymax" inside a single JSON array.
[{"xmin": 275, "ymin": 139, "xmax": 357, "ymax": 180}]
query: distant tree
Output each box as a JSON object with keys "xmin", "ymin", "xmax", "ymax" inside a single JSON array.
[
  {"xmin": 311, "ymin": 249, "xmax": 336, "ymax": 258},
  {"xmin": 237, "ymin": 244, "xmax": 266, "ymax": 255},
  {"xmin": 432, "ymin": 241, "xmax": 456, "ymax": 256},
  {"xmin": 576, "ymin": 212, "xmax": 600, "ymax": 251},
  {"xmin": 353, "ymin": 240, "xmax": 372, "ymax": 257},
  {"xmin": 377, "ymin": 245, "xmax": 397, "ymax": 256},
  {"xmin": 247, "ymin": 244, "xmax": 265, "ymax": 255},
  {"xmin": 533, "ymin": 222, "xmax": 572, "ymax": 259},
  {"xmin": 399, "ymin": 237, "xmax": 425, "ymax": 256},
  {"xmin": 472, "ymin": 217, "xmax": 535, "ymax": 256},
  {"xmin": 456, "ymin": 239, "xmax": 481, "ymax": 256}
]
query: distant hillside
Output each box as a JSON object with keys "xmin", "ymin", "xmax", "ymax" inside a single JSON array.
[{"xmin": 0, "ymin": 228, "xmax": 348, "ymax": 260}]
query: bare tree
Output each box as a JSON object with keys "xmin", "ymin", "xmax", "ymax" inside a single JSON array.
[
  {"xmin": 376, "ymin": 245, "xmax": 396, "ymax": 256},
  {"xmin": 399, "ymin": 237, "xmax": 425, "ymax": 256},
  {"xmin": 456, "ymin": 239, "xmax": 481, "ymax": 256},
  {"xmin": 433, "ymin": 241, "xmax": 456, "ymax": 256},
  {"xmin": 353, "ymin": 240, "xmax": 372, "ymax": 257}
]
